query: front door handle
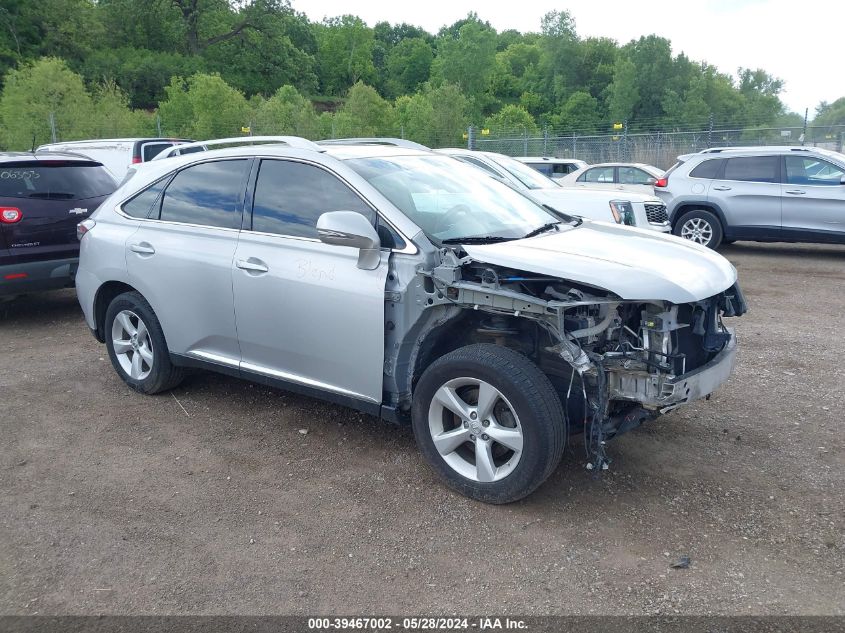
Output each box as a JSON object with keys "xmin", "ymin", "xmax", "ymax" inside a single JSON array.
[
  {"xmin": 236, "ymin": 258, "xmax": 269, "ymax": 274},
  {"xmin": 129, "ymin": 242, "xmax": 155, "ymax": 255},
  {"xmin": 785, "ymin": 189, "xmax": 806, "ymax": 195},
  {"xmin": 712, "ymin": 185, "xmax": 732, "ymax": 191}
]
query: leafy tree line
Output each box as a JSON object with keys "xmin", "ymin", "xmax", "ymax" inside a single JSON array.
[{"xmin": 0, "ymin": 1, "xmax": 841, "ymax": 150}]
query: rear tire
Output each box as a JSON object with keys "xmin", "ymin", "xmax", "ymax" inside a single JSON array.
[
  {"xmin": 105, "ymin": 291, "xmax": 184, "ymax": 394},
  {"xmin": 673, "ymin": 209, "xmax": 723, "ymax": 249},
  {"xmin": 412, "ymin": 344, "xmax": 566, "ymax": 504}
]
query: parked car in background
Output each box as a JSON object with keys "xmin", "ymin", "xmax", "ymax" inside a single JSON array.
[
  {"xmin": 656, "ymin": 146, "xmax": 845, "ymax": 248},
  {"xmin": 37, "ymin": 138, "xmax": 198, "ymax": 180},
  {"xmin": 0, "ymin": 152, "xmax": 116, "ymax": 296},
  {"xmin": 437, "ymin": 148, "xmax": 670, "ymax": 232},
  {"xmin": 560, "ymin": 162, "xmax": 664, "ymax": 195},
  {"xmin": 515, "ymin": 156, "xmax": 588, "ymax": 180},
  {"xmin": 76, "ymin": 136, "xmax": 745, "ymax": 503}
]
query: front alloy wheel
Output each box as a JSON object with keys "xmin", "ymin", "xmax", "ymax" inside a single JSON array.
[
  {"xmin": 412, "ymin": 344, "xmax": 566, "ymax": 504},
  {"xmin": 428, "ymin": 377, "xmax": 524, "ymax": 483}
]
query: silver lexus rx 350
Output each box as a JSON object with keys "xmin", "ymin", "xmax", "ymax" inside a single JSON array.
[{"xmin": 75, "ymin": 137, "xmax": 747, "ymax": 504}]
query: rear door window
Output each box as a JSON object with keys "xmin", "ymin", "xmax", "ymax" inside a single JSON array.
[
  {"xmin": 619, "ymin": 167, "xmax": 654, "ymax": 184},
  {"xmin": 0, "ymin": 162, "xmax": 116, "ymax": 200},
  {"xmin": 723, "ymin": 156, "xmax": 779, "ymax": 183},
  {"xmin": 580, "ymin": 166, "xmax": 615, "ymax": 183},
  {"xmin": 158, "ymin": 159, "xmax": 249, "ymax": 229}
]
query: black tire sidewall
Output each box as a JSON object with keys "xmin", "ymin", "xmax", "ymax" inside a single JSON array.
[
  {"xmin": 673, "ymin": 209, "xmax": 723, "ymax": 249},
  {"xmin": 412, "ymin": 344, "xmax": 565, "ymax": 504},
  {"xmin": 104, "ymin": 292, "xmax": 177, "ymax": 394}
]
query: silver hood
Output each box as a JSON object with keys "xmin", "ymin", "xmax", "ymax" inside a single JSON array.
[{"xmin": 462, "ymin": 220, "xmax": 737, "ymax": 304}]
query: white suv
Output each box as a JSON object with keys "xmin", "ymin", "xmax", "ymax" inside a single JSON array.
[
  {"xmin": 437, "ymin": 148, "xmax": 670, "ymax": 232},
  {"xmin": 76, "ymin": 137, "xmax": 746, "ymax": 503}
]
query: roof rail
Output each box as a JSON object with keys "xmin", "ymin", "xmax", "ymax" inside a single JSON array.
[
  {"xmin": 700, "ymin": 145, "xmax": 813, "ymax": 154},
  {"xmin": 152, "ymin": 136, "xmax": 322, "ymax": 160},
  {"xmin": 317, "ymin": 137, "xmax": 431, "ymax": 151}
]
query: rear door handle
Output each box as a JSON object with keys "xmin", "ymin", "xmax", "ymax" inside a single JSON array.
[
  {"xmin": 712, "ymin": 186, "xmax": 732, "ymax": 191},
  {"xmin": 236, "ymin": 258, "xmax": 269, "ymax": 274},
  {"xmin": 785, "ymin": 189, "xmax": 806, "ymax": 195},
  {"xmin": 129, "ymin": 242, "xmax": 155, "ymax": 255}
]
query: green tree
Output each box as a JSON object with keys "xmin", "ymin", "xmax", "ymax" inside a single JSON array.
[
  {"xmin": 253, "ymin": 85, "xmax": 319, "ymax": 137},
  {"xmin": 395, "ymin": 82, "xmax": 468, "ymax": 147},
  {"xmin": 814, "ymin": 97, "xmax": 845, "ymax": 127},
  {"xmin": 484, "ymin": 104, "xmax": 537, "ymax": 134},
  {"xmin": 384, "ymin": 38, "xmax": 433, "ymax": 98},
  {"xmin": 431, "ymin": 16, "xmax": 497, "ymax": 98},
  {"xmin": 537, "ymin": 10, "xmax": 578, "ymax": 105},
  {"xmin": 0, "ymin": 57, "xmax": 95, "ymax": 150},
  {"xmin": 157, "ymin": 73, "xmax": 250, "ymax": 139},
  {"xmin": 332, "ymin": 82, "xmax": 394, "ymax": 137},
  {"xmin": 551, "ymin": 91, "xmax": 600, "ymax": 131},
  {"xmin": 606, "ymin": 57, "xmax": 639, "ymax": 124},
  {"xmin": 316, "ymin": 16, "xmax": 376, "ymax": 95},
  {"xmin": 90, "ymin": 80, "xmax": 154, "ymax": 138}
]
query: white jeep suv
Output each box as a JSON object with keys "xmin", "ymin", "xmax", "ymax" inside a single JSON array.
[{"xmin": 76, "ymin": 137, "xmax": 746, "ymax": 503}]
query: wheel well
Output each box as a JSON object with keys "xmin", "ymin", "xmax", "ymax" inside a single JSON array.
[
  {"xmin": 92, "ymin": 281, "xmax": 138, "ymax": 342},
  {"xmin": 412, "ymin": 312, "xmax": 541, "ymax": 390},
  {"xmin": 671, "ymin": 203, "xmax": 726, "ymax": 232}
]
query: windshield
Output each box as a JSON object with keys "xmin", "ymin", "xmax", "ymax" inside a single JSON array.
[
  {"xmin": 345, "ymin": 154, "xmax": 568, "ymax": 243},
  {"xmin": 487, "ymin": 154, "xmax": 560, "ymax": 190}
]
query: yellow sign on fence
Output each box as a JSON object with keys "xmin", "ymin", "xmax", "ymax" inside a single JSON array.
[
  {"xmin": 241, "ymin": 126, "xmax": 251, "ymax": 134},
  {"xmin": 481, "ymin": 129, "xmax": 490, "ymax": 135},
  {"xmin": 613, "ymin": 122, "xmax": 623, "ymax": 130}
]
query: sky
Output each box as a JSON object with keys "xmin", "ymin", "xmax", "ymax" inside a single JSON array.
[{"xmin": 291, "ymin": 0, "xmax": 845, "ymax": 115}]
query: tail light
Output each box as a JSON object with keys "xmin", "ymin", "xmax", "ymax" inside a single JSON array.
[
  {"xmin": 131, "ymin": 156, "xmax": 142, "ymax": 164},
  {"xmin": 77, "ymin": 218, "xmax": 96, "ymax": 241},
  {"xmin": 1, "ymin": 207, "xmax": 22, "ymax": 223},
  {"xmin": 654, "ymin": 177, "xmax": 668, "ymax": 188}
]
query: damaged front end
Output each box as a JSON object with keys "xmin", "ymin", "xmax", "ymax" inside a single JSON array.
[{"xmin": 389, "ymin": 250, "xmax": 747, "ymax": 470}]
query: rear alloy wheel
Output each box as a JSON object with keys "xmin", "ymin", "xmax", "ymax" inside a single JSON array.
[
  {"xmin": 105, "ymin": 291, "xmax": 184, "ymax": 394},
  {"xmin": 111, "ymin": 310, "xmax": 154, "ymax": 380},
  {"xmin": 673, "ymin": 209, "xmax": 723, "ymax": 249},
  {"xmin": 412, "ymin": 344, "xmax": 566, "ymax": 504}
]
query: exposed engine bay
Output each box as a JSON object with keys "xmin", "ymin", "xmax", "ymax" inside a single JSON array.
[{"xmin": 383, "ymin": 249, "xmax": 747, "ymax": 471}]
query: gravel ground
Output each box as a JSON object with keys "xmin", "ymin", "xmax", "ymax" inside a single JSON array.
[{"xmin": 0, "ymin": 241, "xmax": 843, "ymax": 616}]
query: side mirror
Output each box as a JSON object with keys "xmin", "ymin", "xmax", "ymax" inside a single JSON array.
[
  {"xmin": 646, "ymin": 177, "xmax": 657, "ymax": 185},
  {"xmin": 840, "ymin": 175, "xmax": 845, "ymax": 185},
  {"xmin": 317, "ymin": 211, "xmax": 381, "ymax": 270}
]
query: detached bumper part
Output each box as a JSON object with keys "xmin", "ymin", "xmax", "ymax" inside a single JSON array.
[{"xmin": 607, "ymin": 328, "xmax": 737, "ymax": 412}]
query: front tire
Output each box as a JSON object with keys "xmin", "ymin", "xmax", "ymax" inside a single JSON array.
[
  {"xmin": 673, "ymin": 209, "xmax": 723, "ymax": 249},
  {"xmin": 412, "ymin": 344, "xmax": 566, "ymax": 504},
  {"xmin": 105, "ymin": 291, "xmax": 184, "ymax": 394}
]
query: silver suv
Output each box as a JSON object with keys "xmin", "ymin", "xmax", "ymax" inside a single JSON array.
[
  {"xmin": 76, "ymin": 137, "xmax": 746, "ymax": 504},
  {"xmin": 656, "ymin": 146, "xmax": 845, "ymax": 248}
]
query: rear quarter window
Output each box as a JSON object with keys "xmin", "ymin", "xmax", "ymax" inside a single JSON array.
[
  {"xmin": 689, "ymin": 159, "xmax": 723, "ymax": 179},
  {"xmin": 0, "ymin": 162, "xmax": 116, "ymax": 200}
]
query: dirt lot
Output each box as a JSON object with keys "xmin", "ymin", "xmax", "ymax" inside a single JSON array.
[{"xmin": 1, "ymin": 242, "xmax": 843, "ymax": 616}]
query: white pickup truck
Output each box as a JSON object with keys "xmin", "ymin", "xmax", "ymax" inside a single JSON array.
[{"xmin": 437, "ymin": 148, "xmax": 670, "ymax": 233}]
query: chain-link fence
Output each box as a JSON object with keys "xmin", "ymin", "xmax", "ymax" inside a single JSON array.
[{"xmin": 473, "ymin": 125, "xmax": 845, "ymax": 170}]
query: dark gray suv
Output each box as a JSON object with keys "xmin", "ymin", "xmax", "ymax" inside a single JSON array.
[{"xmin": 655, "ymin": 146, "xmax": 845, "ymax": 248}]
